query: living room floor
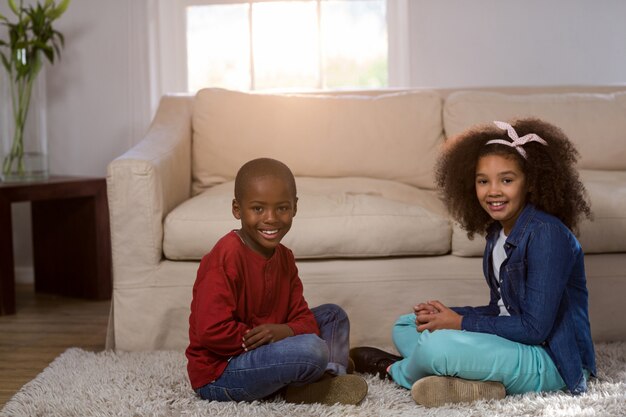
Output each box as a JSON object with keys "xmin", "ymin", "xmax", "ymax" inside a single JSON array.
[{"xmin": 0, "ymin": 284, "xmax": 110, "ymax": 407}]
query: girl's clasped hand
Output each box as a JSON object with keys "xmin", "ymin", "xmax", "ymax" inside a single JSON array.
[{"xmin": 413, "ymin": 301, "xmax": 462, "ymax": 331}]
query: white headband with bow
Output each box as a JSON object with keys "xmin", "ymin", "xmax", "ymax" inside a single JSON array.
[{"xmin": 486, "ymin": 121, "xmax": 548, "ymax": 158}]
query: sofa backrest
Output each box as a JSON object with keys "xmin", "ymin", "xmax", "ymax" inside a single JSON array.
[
  {"xmin": 444, "ymin": 90, "xmax": 626, "ymax": 170},
  {"xmin": 191, "ymin": 88, "xmax": 444, "ymax": 194},
  {"xmin": 188, "ymin": 86, "xmax": 626, "ymax": 187}
]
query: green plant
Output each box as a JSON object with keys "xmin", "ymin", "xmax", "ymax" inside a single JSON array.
[{"xmin": 0, "ymin": 0, "xmax": 70, "ymax": 178}]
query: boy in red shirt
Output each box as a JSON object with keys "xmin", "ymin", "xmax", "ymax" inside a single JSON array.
[{"xmin": 186, "ymin": 158, "xmax": 367, "ymax": 405}]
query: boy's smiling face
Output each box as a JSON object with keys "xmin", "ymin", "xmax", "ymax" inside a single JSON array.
[{"xmin": 232, "ymin": 175, "xmax": 297, "ymax": 258}]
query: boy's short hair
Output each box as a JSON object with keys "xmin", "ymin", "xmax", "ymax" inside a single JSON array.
[{"xmin": 234, "ymin": 158, "xmax": 297, "ymax": 202}]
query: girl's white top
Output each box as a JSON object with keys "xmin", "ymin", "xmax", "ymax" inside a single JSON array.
[{"xmin": 493, "ymin": 228, "xmax": 511, "ymax": 316}]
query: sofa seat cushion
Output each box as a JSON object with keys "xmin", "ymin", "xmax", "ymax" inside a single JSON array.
[
  {"xmin": 191, "ymin": 88, "xmax": 444, "ymax": 194},
  {"xmin": 444, "ymin": 91, "xmax": 626, "ymax": 170},
  {"xmin": 163, "ymin": 177, "xmax": 451, "ymax": 260},
  {"xmin": 577, "ymin": 170, "xmax": 626, "ymax": 253},
  {"xmin": 451, "ymin": 169, "xmax": 626, "ymax": 256}
]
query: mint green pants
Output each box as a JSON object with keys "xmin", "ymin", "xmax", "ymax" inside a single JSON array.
[{"xmin": 388, "ymin": 313, "xmax": 567, "ymax": 394}]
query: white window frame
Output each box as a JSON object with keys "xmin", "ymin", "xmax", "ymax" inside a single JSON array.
[{"xmin": 150, "ymin": 0, "xmax": 410, "ymax": 101}]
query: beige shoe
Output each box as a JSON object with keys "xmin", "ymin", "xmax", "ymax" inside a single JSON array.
[
  {"xmin": 411, "ymin": 376, "xmax": 505, "ymax": 408},
  {"xmin": 285, "ymin": 374, "xmax": 368, "ymax": 405}
]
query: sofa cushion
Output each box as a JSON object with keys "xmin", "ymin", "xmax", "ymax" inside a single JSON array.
[
  {"xmin": 444, "ymin": 91, "xmax": 626, "ymax": 170},
  {"xmin": 450, "ymin": 222, "xmax": 485, "ymax": 257},
  {"xmin": 451, "ymin": 169, "xmax": 626, "ymax": 256},
  {"xmin": 577, "ymin": 170, "xmax": 626, "ymax": 253},
  {"xmin": 191, "ymin": 88, "xmax": 444, "ymax": 194},
  {"xmin": 163, "ymin": 177, "xmax": 451, "ymax": 260}
]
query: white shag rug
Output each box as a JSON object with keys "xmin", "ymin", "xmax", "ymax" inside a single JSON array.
[{"xmin": 2, "ymin": 342, "xmax": 625, "ymax": 417}]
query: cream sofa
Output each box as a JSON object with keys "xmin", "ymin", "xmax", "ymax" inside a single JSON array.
[{"xmin": 106, "ymin": 86, "xmax": 626, "ymax": 352}]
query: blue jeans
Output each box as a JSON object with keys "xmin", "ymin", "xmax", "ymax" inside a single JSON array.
[
  {"xmin": 195, "ymin": 304, "xmax": 350, "ymax": 401},
  {"xmin": 388, "ymin": 313, "xmax": 567, "ymax": 394}
]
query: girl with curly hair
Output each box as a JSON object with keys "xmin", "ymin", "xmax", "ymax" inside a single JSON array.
[{"xmin": 350, "ymin": 118, "xmax": 596, "ymax": 407}]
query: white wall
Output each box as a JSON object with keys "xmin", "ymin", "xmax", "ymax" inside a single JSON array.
[
  {"xmin": 46, "ymin": 0, "xmax": 151, "ymax": 174},
  {"xmin": 407, "ymin": 0, "xmax": 626, "ymax": 87},
  {"xmin": 5, "ymin": 1, "xmax": 626, "ymax": 281}
]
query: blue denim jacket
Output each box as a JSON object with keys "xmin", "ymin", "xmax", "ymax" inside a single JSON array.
[{"xmin": 452, "ymin": 204, "xmax": 596, "ymax": 394}]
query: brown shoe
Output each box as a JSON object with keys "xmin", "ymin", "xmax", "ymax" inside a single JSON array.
[
  {"xmin": 284, "ymin": 374, "xmax": 368, "ymax": 406},
  {"xmin": 349, "ymin": 347, "xmax": 402, "ymax": 380},
  {"xmin": 411, "ymin": 376, "xmax": 505, "ymax": 407},
  {"xmin": 347, "ymin": 357, "xmax": 355, "ymax": 374}
]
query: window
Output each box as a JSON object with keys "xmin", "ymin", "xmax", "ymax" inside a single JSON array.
[
  {"xmin": 152, "ymin": 0, "xmax": 408, "ymax": 97},
  {"xmin": 186, "ymin": 0, "xmax": 387, "ymax": 92}
]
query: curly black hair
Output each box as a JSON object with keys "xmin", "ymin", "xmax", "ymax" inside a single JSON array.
[{"xmin": 435, "ymin": 118, "xmax": 591, "ymax": 238}]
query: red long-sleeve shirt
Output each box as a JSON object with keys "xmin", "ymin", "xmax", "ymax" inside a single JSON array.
[{"xmin": 185, "ymin": 231, "xmax": 320, "ymax": 389}]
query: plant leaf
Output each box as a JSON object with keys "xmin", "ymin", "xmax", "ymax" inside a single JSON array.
[
  {"xmin": 8, "ymin": 0, "xmax": 19, "ymax": 15},
  {"xmin": 1, "ymin": 0, "xmax": 69, "ymax": 87},
  {"xmin": 48, "ymin": 0, "xmax": 71, "ymax": 20}
]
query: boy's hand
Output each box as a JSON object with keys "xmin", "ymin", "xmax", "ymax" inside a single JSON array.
[
  {"xmin": 415, "ymin": 300, "xmax": 462, "ymax": 332},
  {"xmin": 242, "ymin": 324, "xmax": 294, "ymax": 351}
]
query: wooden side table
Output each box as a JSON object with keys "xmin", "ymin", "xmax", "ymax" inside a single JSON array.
[{"xmin": 0, "ymin": 176, "xmax": 112, "ymax": 315}]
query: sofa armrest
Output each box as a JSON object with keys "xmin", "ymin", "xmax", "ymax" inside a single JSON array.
[{"xmin": 107, "ymin": 95, "xmax": 193, "ymax": 287}]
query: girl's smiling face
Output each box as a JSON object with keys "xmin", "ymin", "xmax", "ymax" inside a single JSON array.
[{"xmin": 475, "ymin": 154, "xmax": 528, "ymax": 235}]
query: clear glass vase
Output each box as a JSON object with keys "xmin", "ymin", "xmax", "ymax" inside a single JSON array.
[{"xmin": 1, "ymin": 60, "xmax": 49, "ymax": 183}]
